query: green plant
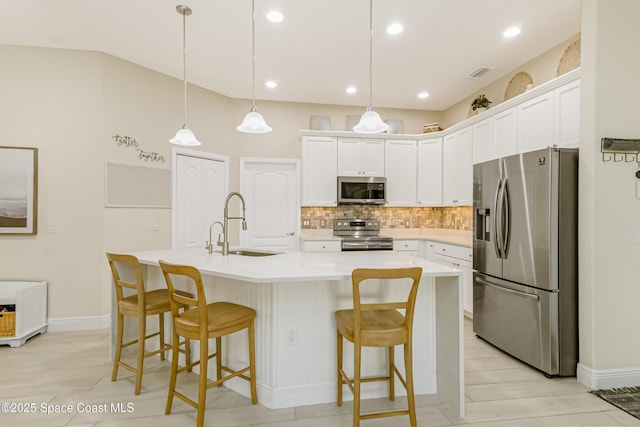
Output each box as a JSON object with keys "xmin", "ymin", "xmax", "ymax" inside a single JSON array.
[{"xmin": 471, "ymin": 94, "xmax": 492, "ymax": 111}]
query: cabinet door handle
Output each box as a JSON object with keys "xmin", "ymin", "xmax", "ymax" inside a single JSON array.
[{"xmin": 286, "ymin": 232, "xmax": 295, "ymax": 236}]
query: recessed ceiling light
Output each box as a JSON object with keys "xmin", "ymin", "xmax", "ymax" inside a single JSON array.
[
  {"xmin": 266, "ymin": 10, "xmax": 284, "ymax": 23},
  {"xmin": 386, "ymin": 23, "xmax": 404, "ymax": 35},
  {"xmin": 265, "ymin": 80, "xmax": 277, "ymax": 88},
  {"xmin": 503, "ymin": 27, "xmax": 521, "ymax": 38},
  {"xmin": 346, "ymin": 86, "xmax": 357, "ymax": 94},
  {"xmin": 418, "ymin": 92, "xmax": 429, "ymax": 99}
]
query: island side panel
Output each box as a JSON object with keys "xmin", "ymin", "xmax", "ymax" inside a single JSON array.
[
  {"xmin": 435, "ymin": 274, "xmax": 465, "ymax": 418},
  {"xmin": 268, "ymin": 277, "xmax": 437, "ymax": 409}
]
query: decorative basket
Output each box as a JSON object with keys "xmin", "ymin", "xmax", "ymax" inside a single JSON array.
[
  {"xmin": 0, "ymin": 312, "xmax": 16, "ymax": 337},
  {"xmin": 423, "ymin": 123, "xmax": 442, "ymax": 133}
]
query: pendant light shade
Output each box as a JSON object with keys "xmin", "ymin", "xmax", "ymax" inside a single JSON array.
[
  {"xmin": 170, "ymin": 127, "xmax": 201, "ymax": 146},
  {"xmin": 237, "ymin": 0, "xmax": 272, "ymax": 133},
  {"xmin": 353, "ymin": 109, "xmax": 388, "ymax": 133},
  {"xmin": 236, "ymin": 109, "xmax": 272, "ymax": 133},
  {"xmin": 170, "ymin": 5, "xmax": 201, "ymax": 146},
  {"xmin": 353, "ymin": 0, "xmax": 388, "ymax": 134}
]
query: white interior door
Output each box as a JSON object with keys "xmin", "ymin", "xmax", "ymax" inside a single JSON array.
[
  {"xmin": 173, "ymin": 149, "xmax": 228, "ymax": 249},
  {"xmin": 239, "ymin": 158, "xmax": 300, "ymax": 251}
]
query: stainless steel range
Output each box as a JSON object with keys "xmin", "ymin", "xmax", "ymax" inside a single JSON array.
[{"xmin": 333, "ymin": 219, "xmax": 393, "ymax": 251}]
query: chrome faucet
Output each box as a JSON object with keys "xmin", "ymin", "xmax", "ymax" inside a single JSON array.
[
  {"xmin": 205, "ymin": 221, "xmax": 224, "ymax": 254},
  {"xmin": 221, "ymin": 191, "xmax": 247, "ymax": 255}
]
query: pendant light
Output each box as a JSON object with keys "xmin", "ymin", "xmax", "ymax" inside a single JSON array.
[
  {"xmin": 237, "ymin": 0, "xmax": 272, "ymax": 133},
  {"xmin": 170, "ymin": 5, "xmax": 201, "ymax": 146},
  {"xmin": 353, "ymin": 0, "xmax": 388, "ymax": 134}
]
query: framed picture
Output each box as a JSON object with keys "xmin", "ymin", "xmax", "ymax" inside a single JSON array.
[
  {"xmin": 310, "ymin": 116, "xmax": 331, "ymax": 131},
  {"xmin": 0, "ymin": 147, "xmax": 38, "ymax": 234}
]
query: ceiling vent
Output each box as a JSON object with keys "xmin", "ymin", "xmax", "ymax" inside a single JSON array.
[{"xmin": 466, "ymin": 67, "xmax": 491, "ymax": 78}]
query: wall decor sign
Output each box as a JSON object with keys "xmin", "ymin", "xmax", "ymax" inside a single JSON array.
[
  {"xmin": 112, "ymin": 134, "xmax": 139, "ymax": 148},
  {"xmin": 112, "ymin": 134, "xmax": 166, "ymax": 163},
  {"xmin": 136, "ymin": 149, "xmax": 166, "ymax": 163},
  {"xmin": 0, "ymin": 146, "xmax": 38, "ymax": 234}
]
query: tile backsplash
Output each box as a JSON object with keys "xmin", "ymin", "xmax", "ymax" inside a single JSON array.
[{"xmin": 301, "ymin": 206, "xmax": 472, "ymax": 230}]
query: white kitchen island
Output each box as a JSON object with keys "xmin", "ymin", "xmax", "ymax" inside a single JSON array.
[{"xmin": 129, "ymin": 247, "xmax": 464, "ymax": 418}]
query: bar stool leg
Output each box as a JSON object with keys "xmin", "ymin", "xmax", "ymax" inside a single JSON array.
[
  {"xmin": 404, "ymin": 341, "xmax": 417, "ymax": 427},
  {"xmin": 196, "ymin": 338, "xmax": 208, "ymax": 427},
  {"xmin": 159, "ymin": 313, "xmax": 166, "ymax": 361},
  {"xmin": 112, "ymin": 312, "xmax": 124, "ymax": 381},
  {"xmin": 216, "ymin": 336, "xmax": 222, "ymax": 385},
  {"xmin": 353, "ymin": 341, "xmax": 361, "ymax": 427},
  {"xmin": 135, "ymin": 314, "xmax": 146, "ymax": 395},
  {"xmin": 388, "ymin": 345, "xmax": 395, "ymax": 401},
  {"xmin": 165, "ymin": 330, "xmax": 179, "ymax": 415},
  {"xmin": 336, "ymin": 331, "xmax": 343, "ymax": 406},
  {"xmin": 249, "ymin": 319, "xmax": 257, "ymax": 403}
]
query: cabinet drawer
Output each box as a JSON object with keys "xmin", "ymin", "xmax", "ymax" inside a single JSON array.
[
  {"xmin": 393, "ymin": 239, "xmax": 419, "ymax": 252},
  {"xmin": 457, "ymin": 246, "xmax": 473, "ymax": 262},
  {"xmin": 302, "ymin": 240, "xmax": 341, "ymax": 252},
  {"xmin": 433, "ymin": 242, "xmax": 458, "ymax": 258}
]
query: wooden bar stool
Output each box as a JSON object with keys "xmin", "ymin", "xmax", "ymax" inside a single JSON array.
[
  {"xmin": 106, "ymin": 253, "xmax": 191, "ymax": 395},
  {"xmin": 159, "ymin": 260, "xmax": 257, "ymax": 427},
  {"xmin": 335, "ymin": 267, "xmax": 423, "ymax": 427}
]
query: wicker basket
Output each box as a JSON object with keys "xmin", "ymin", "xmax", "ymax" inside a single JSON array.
[
  {"xmin": 423, "ymin": 123, "xmax": 442, "ymax": 133},
  {"xmin": 0, "ymin": 312, "xmax": 16, "ymax": 337}
]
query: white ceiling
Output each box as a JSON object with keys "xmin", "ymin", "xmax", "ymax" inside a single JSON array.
[{"xmin": 0, "ymin": 0, "xmax": 581, "ymax": 111}]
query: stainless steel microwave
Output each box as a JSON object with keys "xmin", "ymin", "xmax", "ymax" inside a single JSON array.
[{"xmin": 337, "ymin": 176, "xmax": 387, "ymax": 205}]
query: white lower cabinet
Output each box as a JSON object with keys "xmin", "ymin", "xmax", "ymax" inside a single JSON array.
[
  {"xmin": 393, "ymin": 239, "xmax": 419, "ymax": 255},
  {"xmin": 422, "ymin": 240, "xmax": 473, "ymax": 317},
  {"xmin": 301, "ymin": 240, "xmax": 341, "ymax": 252}
]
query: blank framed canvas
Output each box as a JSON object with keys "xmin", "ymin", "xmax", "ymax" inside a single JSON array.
[{"xmin": 105, "ymin": 163, "xmax": 171, "ymax": 208}]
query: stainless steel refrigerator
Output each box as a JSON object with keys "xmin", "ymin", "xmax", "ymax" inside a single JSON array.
[{"xmin": 472, "ymin": 147, "xmax": 578, "ymax": 376}]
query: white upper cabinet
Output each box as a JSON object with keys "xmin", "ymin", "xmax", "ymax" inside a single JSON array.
[
  {"xmin": 494, "ymin": 107, "xmax": 518, "ymax": 159},
  {"xmin": 337, "ymin": 138, "xmax": 385, "ymax": 176},
  {"xmin": 517, "ymin": 91, "xmax": 555, "ymax": 153},
  {"xmin": 299, "ymin": 74, "xmax": 580, "ymax": 208},
  {"xmin": 472, "ymin": 117, "xmax": 494, "ymax": 164},
  {"xmin": 301, "ymin": 136, "xmax": 337, "ymax": 206},
  {"xmin": 554, "ymin": 78, "xmax": 581, "ymax": 148},
  {"xmin": 417, "ymin": 137, "xmax": 443, "ymax": 206},
  {"xmin": 443, "ymin": 127, "xmax": 473, "ymax": 206},
  {"xmin": 473, "ymin": 107, "xmax": 518, "ymax": 164},
  {"xmin": 385, "ymin": 139, "xmax": 417, "ymax": 206}
]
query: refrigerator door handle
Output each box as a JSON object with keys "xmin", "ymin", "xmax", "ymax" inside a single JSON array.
[
  {"xmin": 502, "ymin": 178, "xmax": 511, "ymax": 257},
  {"xmin": 475, "ymin": 276, "xmax": 540, "ymax": 301},
  {"xmin": 493, "ymin": 179, "xmax": 503, "ymax": 258}
]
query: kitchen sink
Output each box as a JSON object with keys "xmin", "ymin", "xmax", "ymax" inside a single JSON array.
[{"xmin": 227, "ymin": 249, "xmax": 282, "ymax": 257}]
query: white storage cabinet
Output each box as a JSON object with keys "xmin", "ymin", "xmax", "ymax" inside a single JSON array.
[
  {"xmin": 417, "ymin": 137, "xmax": 443, "ymax": 206},
  {"xmin": 442, "ymin": 127, "xmax": 473, "ymax": 206},
  {"xmin": 337, "ymin": 138, "xmax": 385, "ymax": 176},
  {"xmin": 385, "ymin": 139, "xmax": 417, "ymax": 206},
  {"xmin": 393, "ymin": 239, "xmax": 419, "ymax": 255},
  {"xmin": 301, "ymin": 136, "xmax": 337, "ymax": 206},
  {"xmin": 301, "ymin": 240, "xmax": 342, "ymax": 252},
  {"xmin": 422, "ymin": 241, "xmax": 473, "ymax": 317},
  {"xmin": 0, "ymin": 281, "xmax": 48, "ymax": 347}
]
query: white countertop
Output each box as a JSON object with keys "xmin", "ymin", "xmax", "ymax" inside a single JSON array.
[
  {"xmin": 132, "ymin": 247, "xmax": 461, "ymax": 283},
  {"xmin": 300, "ymin": 228, "xmax": 472, "ymax": 247}
]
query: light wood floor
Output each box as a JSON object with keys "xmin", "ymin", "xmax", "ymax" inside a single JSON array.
[{"xmin": 0, "ymin": 318, "xmax": 637, "ymax": 427}]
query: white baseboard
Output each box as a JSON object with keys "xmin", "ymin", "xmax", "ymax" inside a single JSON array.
[
  {"xmin": 577, "ymin": 363, "xmax": 640, "ymax": 389},
  {"xmin": 47, "ymin": 314, "xmax": 111, "ymax": 332}
]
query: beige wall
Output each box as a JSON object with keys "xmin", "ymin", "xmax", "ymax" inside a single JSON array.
[
  {"xmin": 0, "ymin": 44, "xmax": 440, "ymax": 321},
  {"xmin": 441, "ymin": 33, "xmax": 581, "ymax": 128},
  {"xmin": 579, "ymin": 0, "xmax": 640, "ymax": 372}
]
